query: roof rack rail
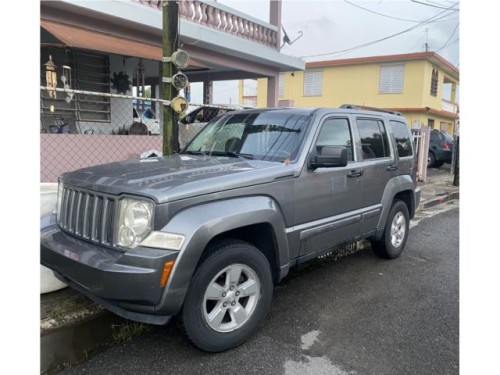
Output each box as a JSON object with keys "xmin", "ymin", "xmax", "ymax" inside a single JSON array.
[{"xmin": 339, "ymin": 104, "xmax": 401, "ymax": 116}]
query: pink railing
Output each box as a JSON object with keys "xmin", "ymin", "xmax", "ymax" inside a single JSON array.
[{"xmin": 135, "ymin": 0, "xmax": 279, "ymax": 48}]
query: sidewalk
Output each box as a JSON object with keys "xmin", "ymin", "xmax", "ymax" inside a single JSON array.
[
  {"xmin": 418, "ymin": 165, "xmax": 459, "ymax": 210},
  {"xmin": 40, "ymin": 166, "xmax": 459, "ymax": 373}
]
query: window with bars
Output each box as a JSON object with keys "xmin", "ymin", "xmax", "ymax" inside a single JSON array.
[
  {"xmin": 303, "ymin": 69, "xmax": 323, "ymax": 96},
  {"xmin": 379, "ymin": 64, "xmax": 404, "ymax": 94},
  {"xmin": 40, "ymin": 47, "xmax": 111, "ymax": 128},
  {"xmin": 430, "ymin": 68, "xmax": 439, "ymax": 96}
]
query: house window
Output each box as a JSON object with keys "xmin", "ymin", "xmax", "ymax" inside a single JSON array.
[
  {"xmin": 430, "ymin": 68, "xmax": 439, "ymax": 96},
  {"xmin": 278, "ymin": 72, "xmax": 285, "ymax": 98},
  {"xmin": 379, "ymin": 64, "xmax": 404, "ymax": 94},
  {"xmin": 303, "ymin": 69, "xmax": 323, "ymax": 96}
]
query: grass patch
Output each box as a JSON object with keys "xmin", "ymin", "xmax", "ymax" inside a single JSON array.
[{"xmin": 111, "ymin": 321, "xmax": 151, "ymax": 344}]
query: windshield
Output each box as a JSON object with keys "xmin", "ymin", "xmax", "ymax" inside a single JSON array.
[{"xmin": 183, "ymin": 111, "xmax": 311, "ymax": 162}]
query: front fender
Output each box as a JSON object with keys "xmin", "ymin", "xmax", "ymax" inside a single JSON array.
[{"xmin": 155, "ymin": 196, "xmax": 289, "ymax": 314}]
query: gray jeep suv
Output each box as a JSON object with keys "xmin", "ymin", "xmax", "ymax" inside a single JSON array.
[{"xmin": 41, "ymin": 106, "xmax": 420, "ymax": 352}]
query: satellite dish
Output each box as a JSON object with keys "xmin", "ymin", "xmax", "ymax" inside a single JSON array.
[{"xmin": 171, "ymin": 96, "xmax": 188, "ymax": 114}]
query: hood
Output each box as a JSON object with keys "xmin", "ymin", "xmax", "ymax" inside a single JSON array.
[{"xmin": 61, "ymin": 154, "xmax": 296, "ymax": 203}]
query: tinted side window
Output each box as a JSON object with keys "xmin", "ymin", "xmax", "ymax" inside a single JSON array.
[
  {"xmin": 430, "ymin": 130, "xmax": 440, "ymax": 141},
  {"xmin": 390, "ymin": 120, "xmax": 413, "ymax": 157},
  {"xmin": 316, "ymin": 118, "xmax": 353, "ymax": 161},
  {"xmin": 356, "ymin": 118, "xmax": 390, "ymax": 160}
]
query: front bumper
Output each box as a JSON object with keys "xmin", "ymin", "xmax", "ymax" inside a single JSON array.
[{"xmin": 41, "ymin": 226, "xmax": 178, "ymax": 324}]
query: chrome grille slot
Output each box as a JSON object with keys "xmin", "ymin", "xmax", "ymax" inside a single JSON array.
[{"xmin": 58, "ymin": 186, "xmax": 116, "ymax": 246}]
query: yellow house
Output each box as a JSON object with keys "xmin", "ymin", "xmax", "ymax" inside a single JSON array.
[{"xmin": 241, "ymin": 52, "xmax": 459, "ymax": 134}]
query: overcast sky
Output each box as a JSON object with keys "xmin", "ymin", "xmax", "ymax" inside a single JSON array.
[{"xmin": 199, "ymin": 0, "xmax": 460, "ymax": 105}]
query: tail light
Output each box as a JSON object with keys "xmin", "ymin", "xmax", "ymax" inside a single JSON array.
[{"xmin": 443, "ymin": 142, "xmax": 450, "ymax": 149}]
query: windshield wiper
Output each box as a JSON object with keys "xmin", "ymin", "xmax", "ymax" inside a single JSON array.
[
  {"xmin": 210, "ymin": 151, "xmax": 254, "ymax": 160},
  {"xmin": 182, "ymin": 150, "xmax": 207, "ymax": 156}
]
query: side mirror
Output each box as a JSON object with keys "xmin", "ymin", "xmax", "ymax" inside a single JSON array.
[{"xmin": 309, "ymin": 146, "xmax": 348, "ymax": 170}]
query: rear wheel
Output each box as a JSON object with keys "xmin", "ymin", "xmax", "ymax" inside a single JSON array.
[
  {"xmin": 181, "ymin": 240, "xmax": 273, "ymax": 352},
  {"xmin": 427, "ymin": 151, "xmax": 436, "ymax": 168},
  {"xmin": 372, "ymin": 200, "xmax": 410, "ymax": 259}
]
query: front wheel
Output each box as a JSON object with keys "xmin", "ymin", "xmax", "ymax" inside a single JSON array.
[
  {"xmin": 181, "ymin": 240, "xmax": 273, "ymax": 352},
  {"xmin": 371, "ymin": 200, "xmax": 410, "ymax": 259}
]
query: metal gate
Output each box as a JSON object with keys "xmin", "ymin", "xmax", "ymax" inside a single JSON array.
[{"xmin": 411, "ymin": 126, "xmax": 430, "ymax": 182}]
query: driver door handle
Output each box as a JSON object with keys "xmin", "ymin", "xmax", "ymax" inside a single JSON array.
[{"xmin": 347, "ymin": 169, "xmax": 363, "ymax": 178}]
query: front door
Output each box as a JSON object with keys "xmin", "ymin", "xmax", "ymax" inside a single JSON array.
[{"xmin": 294, "ymin": 116, "xmax": 364, "ymax": 257}]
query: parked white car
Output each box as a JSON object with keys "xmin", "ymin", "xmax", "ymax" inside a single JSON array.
[
  {"xmin": 178, "ymin": 104, "xmax": 247, "ymax": 149},
  {"xmin": 133, "ymin": 107, "xmax": 161, "ymax": 135},
  {"xmin": 40, "ymin": 183, "xmax": 67, "ymax": 294}
]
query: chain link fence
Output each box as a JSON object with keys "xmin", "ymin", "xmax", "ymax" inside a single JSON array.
[
  {"xmin": 40, "ymin": 87, "xmax": 241, "ymax": 182},
  {"xmin": 39, "ymin": 87, "xmax": 243, "ymax": 181},
  {"xmin": 40, "ymin": 87, "xmax": 198, "ymax": 182}
]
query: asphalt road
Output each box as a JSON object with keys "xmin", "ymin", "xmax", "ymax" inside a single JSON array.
[{"xmin": 63, "ymin": 205, "xmax": 459, "ymax": 375}]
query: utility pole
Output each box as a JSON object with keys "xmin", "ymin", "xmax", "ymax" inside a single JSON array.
[
  {"xmin": 162, "ymin": 0, "xmax": 179, "ymax": 155},
  {"xmin": 453, "ymin": 136, "xmax": 459, "ymax": 186}
]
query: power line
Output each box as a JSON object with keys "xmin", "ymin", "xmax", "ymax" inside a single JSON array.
[
  {"xmin": 410, "ymin": 0, "xmax": 459, "ymax": 11},
  {"xmin": 437, "ymin": 38, "xmax": 459, "ymax": 52},
  {"xmin": 301, "ymin": 5, "xmax": 457, "ymax": 59},
  {"xmin": 436, "ymin": 23, "xmax": 459, "ymax": 52},
  {"xmin": 344, "ymin": 1, "xmax": 422, "ymax": 22}
]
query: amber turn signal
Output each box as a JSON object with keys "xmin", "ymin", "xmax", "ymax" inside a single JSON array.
[{"xmin": 160, "ymin": 261, "xmax": 175, "ymax": 287}]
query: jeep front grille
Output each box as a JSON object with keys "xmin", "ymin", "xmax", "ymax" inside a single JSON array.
[{"xmin": 58, "ymin": 186, "xmax": 116, "ymax": 246}]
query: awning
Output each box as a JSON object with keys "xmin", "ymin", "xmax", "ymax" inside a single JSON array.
[{"xmin": 41, "ymin": 19, "xmax": 162, "ymax": 61}]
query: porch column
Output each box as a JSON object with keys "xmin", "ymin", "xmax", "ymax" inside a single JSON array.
[
  {"xmin": 203, "ymin": 80, "xmax": 213, "ymax": 104},
  {"xmin": 267, "ymin": 74, "xmax": 279, "ymax": 107},
  {"xmin": 450, "ymin": 82, "xmax": 457, "ymax": 103},
  {"xmin": 270, "ymin": 0, "xmax": 282, "ymax": 50}
]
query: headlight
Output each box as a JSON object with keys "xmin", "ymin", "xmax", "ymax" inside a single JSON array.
[{"xmin": 117, "ymin": 198, "xmax": 153, "ymax": 248}]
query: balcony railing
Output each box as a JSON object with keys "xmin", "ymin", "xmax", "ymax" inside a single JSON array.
[
  {"xmin": 134, "ymin": 0, "xmax": 279, "ymax": 49},
  {"xmin": 442, "ymin": 99, "xmax": 458, "ymax": 114}
]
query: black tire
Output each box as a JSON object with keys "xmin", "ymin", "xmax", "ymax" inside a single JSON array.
[
  {"xmin": 427, "ymin": 151, "xmax": 436, "ymax": 168},
  {"xmin": 181, "ymin": 240, "xmax": 273, "ymax": 352},
  {"xmin": 372, "ymin": 200, "xmax": 410, "ymax": 259}
]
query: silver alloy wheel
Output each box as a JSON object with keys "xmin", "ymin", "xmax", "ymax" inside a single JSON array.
[
  {"xmin": 390, "ymin": 212, "xmax": 406, "ymax": 248},
  {"xmin": 202, "ymin": 263, "xmax": 261, "ymax": 333}
]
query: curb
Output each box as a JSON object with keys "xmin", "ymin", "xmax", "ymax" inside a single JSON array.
[{"xmin": 420, "ymin": 191, "xmax": 459, "ymax": 210}]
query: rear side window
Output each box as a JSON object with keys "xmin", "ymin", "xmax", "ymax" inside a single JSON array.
[
  {"xmin": 390, "ymin": 121, "xmax": 413, "ymax": 157},
  {"xmin": 356, "ymin": 118, "xmax": 391, "ymax": 160}
]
